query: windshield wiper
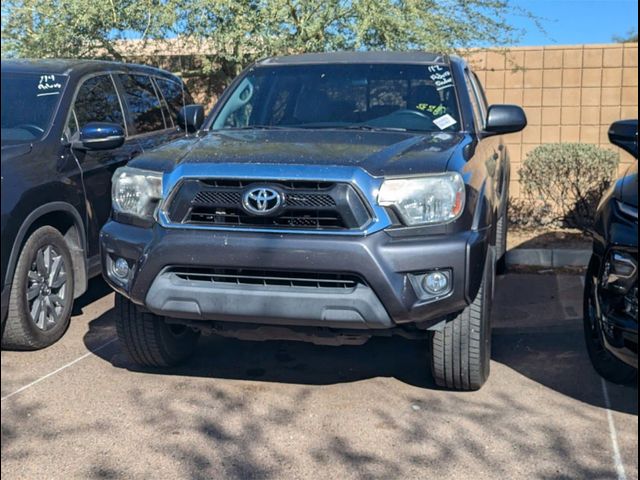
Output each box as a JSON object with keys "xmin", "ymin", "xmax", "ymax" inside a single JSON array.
[
  {"xmin": 222, "ymin": 125, "xmax": 301, "ymax": 131},
  {"xmin": 294, "ymin": 124, "xmax": 408, "ymax": 132},
  {"xmin": 342, "ymin": 124, "xmax": 408, "ymax": 132}
]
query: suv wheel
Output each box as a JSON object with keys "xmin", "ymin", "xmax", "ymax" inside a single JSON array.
[
  {"xmin": 583, "ymin": 256, "xmax": 636, "ymax": 384},
  {"xmin": 429, "ymin": 250, "xmax": 494, "ymax": 390},
  {"xmin": 115, "ymin": 294, "xmax": 200, "ymax": 367},
  {"xmin": 2, "ymin": 226, "xmax": 74, "ymax": 350}
]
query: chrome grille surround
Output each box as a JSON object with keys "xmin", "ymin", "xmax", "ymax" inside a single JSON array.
[{"xmin": 157, "ymin": 163, "xmax": 392, "ymax": 236}]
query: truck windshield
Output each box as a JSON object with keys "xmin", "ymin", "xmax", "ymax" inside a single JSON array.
[
  {"xmin": 211, "ymin": 63, "xmax": 461, "ymax": 133},
  {"xmin": 1, "ymin": 72, "xmax": 68, "ymax": 144}
]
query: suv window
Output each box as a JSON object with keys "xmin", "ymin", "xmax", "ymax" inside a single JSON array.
[
  {"xmin": 70, "ymin": 74, "xmax": 124, "ymax": 137},
  {"xmin": 119, "ymin": 74, "xmax": 166, "ymax": 134},
  {"xmin": 1, "ymin": 72, "xmax": 68, "ymax": 143},
  {"xmin": 155, "ymin": 77, "xmax": 190, "ymax": 125}
]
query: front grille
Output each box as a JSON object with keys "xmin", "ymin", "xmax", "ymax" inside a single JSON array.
[
  {"xmin": 165, "ymin": 179, "xmax": 372, "ymax": 231},
  {"xmin": 169, "ymin": 267, "xmax": 362, "ymax": 290}
]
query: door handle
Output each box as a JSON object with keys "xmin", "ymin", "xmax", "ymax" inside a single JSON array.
[{"xmin": 129, "ymin": 149, "xmax": 143, "ymax": 159}]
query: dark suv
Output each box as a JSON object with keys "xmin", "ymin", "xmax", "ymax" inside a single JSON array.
[
  {"xmin": 101, "ymin": 52, "xmax": 527, "ymax": 390},
  {"xmin": 1, "ymin": 59, "xmax": 201, "ymax": 349},
  {"xmin": 584, "ymin": 119, "xmax": 638, "ymax": 383}
]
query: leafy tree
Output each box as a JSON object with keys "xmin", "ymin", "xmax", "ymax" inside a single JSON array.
[
  {"xmin": 613, "ymin": 29, "xmax": 638, "ymax": 43},
  {"xmin": 1, "ymin": 0, "xmax": 179, "ymax": 60},
  {"xmin": 2, "ymin": 0, "xmax": 534, "ymax": 79}
]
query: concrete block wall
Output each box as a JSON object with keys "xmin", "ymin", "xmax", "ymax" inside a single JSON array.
[{"xmin": 466, "ymin": 43, "xmax": 638, "ymax": 199}]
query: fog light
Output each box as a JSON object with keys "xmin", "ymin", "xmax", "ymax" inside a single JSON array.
[
  {"xmin": 423, "ymin": 271, "xmax": 449, "ymax": 295},
  {"xmin": 113, "ymin": 257, "xmax": 130, "ymax": 278}
]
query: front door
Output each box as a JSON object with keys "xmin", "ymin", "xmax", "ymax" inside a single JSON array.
[{"xmin": 67, "ymin": 74, "xmax": 141, "ymax": 257}]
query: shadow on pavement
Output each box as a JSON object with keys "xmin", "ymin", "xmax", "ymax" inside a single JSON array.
[
  {"xmin": 84, "ymin": 274, "xmax": 637, "ymax": 414},
  {"xmin": 72, "ymin": 276, "xmax": 113, "ymax": 316}
]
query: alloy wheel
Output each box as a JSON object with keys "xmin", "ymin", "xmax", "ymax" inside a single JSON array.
[{"xmin": 26, "ymin": 245, "xmax": 68, "ymax": 330}]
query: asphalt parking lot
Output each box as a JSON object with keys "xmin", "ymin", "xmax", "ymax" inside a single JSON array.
[{"xmin": 1, "ymin": 272, "xmax": 638, "ymax": 480}]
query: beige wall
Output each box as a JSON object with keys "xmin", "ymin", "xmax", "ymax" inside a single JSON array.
[{"xmin": 466, "ymin": 43, "xmax": 638, "ymax": 198}]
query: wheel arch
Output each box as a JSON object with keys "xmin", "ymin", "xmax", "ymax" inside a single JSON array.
[{"xmin": 5, "ymin": 202, "xmax": 88, "ymax": 300}]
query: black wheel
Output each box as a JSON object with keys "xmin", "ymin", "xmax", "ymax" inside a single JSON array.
[
  {"xmin": 583, "ymin": 256, "xmax": 636, "ymax": 384},
  {"xmin": 2, "ymin": 226, "xmax": 74, "ymax": 350},
  {"xmin": 429, "ymin": 250, "xmax": 494, "ymax": 390},
  {"xmin": 115, "ymin": 294, "xmax": 200, "ymax": 367}
]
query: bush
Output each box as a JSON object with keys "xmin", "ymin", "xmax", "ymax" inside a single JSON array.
[{"xmin": 516, "ymin": 143, "xmax": 619, "ymax": 232}]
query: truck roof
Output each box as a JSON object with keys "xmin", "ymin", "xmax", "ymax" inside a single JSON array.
[{"xmin": 258, "ymin": 51, "xmax": 465, "ymax": 67}]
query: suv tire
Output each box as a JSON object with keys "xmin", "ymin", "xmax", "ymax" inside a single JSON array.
[
  {"xmin": 2, "ymin": 226, "xmax": 74, "ymax": 350},
  {"xmin": 583, "ymin": 256, "xmax": 636, "ymax": 384},
  {"xmin": 429, "ymin": 250, "xmax": 494, "ymax": 390},
  {"xmin": 115, "ymin": 294, "xmax": 200, "ymax": 367}
]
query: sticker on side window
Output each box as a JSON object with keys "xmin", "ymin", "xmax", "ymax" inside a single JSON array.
[
  {"xmin": 37, "ymin": 75, "xmax": 63, "ymax": 97},
  {"xmin": 433, "ymin": 114, "xmax": 457, "ymax": 130}
]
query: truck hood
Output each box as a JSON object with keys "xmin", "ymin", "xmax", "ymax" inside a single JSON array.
[{"xmin": 131, "ymin": 129, "xmax": 467, "ymax": 177}]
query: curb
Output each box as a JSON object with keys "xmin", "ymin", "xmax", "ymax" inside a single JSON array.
[{"xmin": 505, "ymin": 248, "xmax": 591, "ymax": 268}]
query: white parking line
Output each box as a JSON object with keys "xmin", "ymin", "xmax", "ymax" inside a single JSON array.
[
  {"xmin": 581, "ymin": 275, "xmax": 627, "ymax": 480},
  {"xmin": 601, "ymin": 372, "xmax": 628, "ymax": 480},
  {"xmin": 1, "ymin": 339, "xmax": 116, "ymax": 402}
]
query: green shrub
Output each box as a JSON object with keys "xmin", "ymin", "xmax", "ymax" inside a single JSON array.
[{"xmin": 516, "ymin": 143, "xmax": 619, "ymax": 232}]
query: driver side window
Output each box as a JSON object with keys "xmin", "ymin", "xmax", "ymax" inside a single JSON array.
[{"xmin": 69, "ymin": 74, "xmax": 125, "ymax": 139}]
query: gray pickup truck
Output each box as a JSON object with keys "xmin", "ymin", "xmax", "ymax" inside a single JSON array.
[{"xmin": 100, "ymin": 51, "xmax": 527, "ymax": 390}]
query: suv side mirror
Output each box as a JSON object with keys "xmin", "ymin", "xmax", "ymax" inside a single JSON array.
[
  {"xmin": 79, "ymin": 122, "xmax": 125, "ymax": 150},
  {"xmin": 485, "ymin": 105, "xmax": 527, "ymax": 135},
  {"xmin": 608, "ymin": 119, "xmax": 638, "ymax": 158},
  {"xmin": 178, "ymin": 104, "xmax": 205, "ymax": 133}
]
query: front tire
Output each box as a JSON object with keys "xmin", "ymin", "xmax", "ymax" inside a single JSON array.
[
  {"xmin": 583, "ymin": 256, "xmax": 636, "ymax": 384},
  {"xmin": 115, "ymin": 294, "xmax": 200, "ymax": 367},
  {"xmin": 429, "ymin": 250, "xmax": 494, "ymax": 390},
  {"xmin": 2, "ymin": 226, "xmax": 74, "ymax": 350}
]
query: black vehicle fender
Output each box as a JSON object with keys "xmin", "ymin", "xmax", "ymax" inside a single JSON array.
[
  {"xmin": 5, "ymin": 202, "xmax": 89, "ymax": 300},
  {"xmin": 464, "ymin": 178, "xmax": 497, "ymax": 303},
  {"xmin": 471, "ymin": 179, "xmax": 498, "ymax": 244},
  {"xmin": 497, "ymin": 147, "xmax": 511, "ymax": 217}
]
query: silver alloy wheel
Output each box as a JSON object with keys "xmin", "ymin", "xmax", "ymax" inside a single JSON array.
[{"xmin": 26, "ymin": 245, "xmax": 67, "ymax": 330}]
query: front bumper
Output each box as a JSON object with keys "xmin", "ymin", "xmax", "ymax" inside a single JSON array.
[
  {"xmin": 596, "ymin": 247, "xmax": 638, "ymax": 369},
  {"xmin": 601, "ymin": 310, "xmax": 638, "ymax": 368},
  {"xmin": 100, "ymin": 221, "xmax": 489, "ymax": 330}
]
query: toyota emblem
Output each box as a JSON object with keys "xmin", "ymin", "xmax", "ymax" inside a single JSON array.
[{"xmin": 242, "ymin": 187, "xmax": 283, "ymax": 215}]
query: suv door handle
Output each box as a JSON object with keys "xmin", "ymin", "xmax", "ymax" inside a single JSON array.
[{"xmin": 129, "ymin": 149, "xmax": 143, "ymax": 159}]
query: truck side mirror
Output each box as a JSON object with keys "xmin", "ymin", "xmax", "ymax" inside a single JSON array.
[
  {"xmin": 485, "ymin": 105, "xmax": 527, "ymax": 135},
  {"xmin": 608, "ymin": 119, "xmax": 638, "ymax": 158}
]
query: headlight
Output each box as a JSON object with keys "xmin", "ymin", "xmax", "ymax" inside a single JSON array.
[
  {"xmin": 378, "ymin": 173, "xmax": 465, "ymax": 226},
  {"xmin": 112, "ymin": 167, "xmax": 163, "ymax": 220}
]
